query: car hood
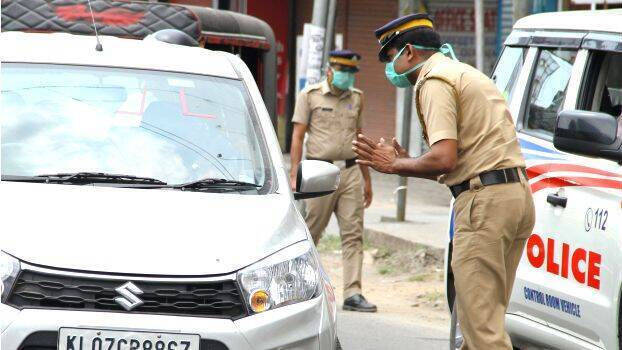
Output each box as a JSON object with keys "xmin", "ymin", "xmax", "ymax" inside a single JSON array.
[{"xmin": 0, "ymin": 181, "xmax": 307, "ymax": 276}]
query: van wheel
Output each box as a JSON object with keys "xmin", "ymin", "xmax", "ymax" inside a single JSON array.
[{"xmin": 335, "ymin": 337, "xmax": 343, "ymax": 349}]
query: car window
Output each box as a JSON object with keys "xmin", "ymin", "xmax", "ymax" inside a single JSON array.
[
  {"xmin": 524, "ymin": 48, "xmax": 578, "ymax": 135},
  {"xmin": 583, "ymin": 51, "xmax": 622, "ymax": 119},
  {"xmin": 1, "ymin": 63, "xmax": 270, "ymax": 189},
  {"xmin": 492, "ymin": 46, "xmax": 527, "ymax": 104}
]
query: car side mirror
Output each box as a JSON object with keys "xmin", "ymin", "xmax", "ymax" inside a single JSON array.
[
  {"xmin": 553, "ymin": 110, "xmax": 622, "ymax": 162},
  {"xmin": 293, "ymin": 160, "xmax": 340, "ymax": 200}
]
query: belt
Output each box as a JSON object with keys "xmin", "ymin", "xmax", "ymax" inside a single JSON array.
[
  {"xmin": 449, "ymin": 167, "xmax": 527, "ymax": 199},
  {"xmin": 307, "ymin": 157, "xmax": 357, "ymax": 169}
]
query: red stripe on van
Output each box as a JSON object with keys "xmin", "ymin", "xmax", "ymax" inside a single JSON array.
[{"xmin": 530, "ymin": 176, "xmax": 622, "ymax": 193}]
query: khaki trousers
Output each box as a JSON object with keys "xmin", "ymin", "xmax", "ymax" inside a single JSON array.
[
  {"xmin": 305, "ymin": 165, "xmax": 364, "ymax": 299},
  {"xmin": 451, "ymin": 173, "xmax": 535, "ymax": 350}
]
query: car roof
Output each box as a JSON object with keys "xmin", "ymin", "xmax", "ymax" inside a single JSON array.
[
  {"xmin": 514, "ymin": 9, "xmax": 622, "ymax": 33},
  {"xmin": 0, "ymin": 31, "xmax": 239, "ymax": 79}
]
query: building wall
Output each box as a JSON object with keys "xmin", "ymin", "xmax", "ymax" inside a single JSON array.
[
  {"xmin": 345, "ymin": 0, "xmax": 399, "ymax": 141},
  {"xmin": 426, "ymin": 0, "xmax": 499, "ymax": 74},
  {"xmin": 500, "ymin": 0, "xmax": 514, "ymax": 53}
]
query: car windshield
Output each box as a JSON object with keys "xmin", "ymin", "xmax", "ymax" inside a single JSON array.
[{"xmin": 1, "ymin": 63, "xmax": 270, "ymax": 190}]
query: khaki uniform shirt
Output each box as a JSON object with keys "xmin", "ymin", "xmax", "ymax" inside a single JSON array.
[
  {"xmin": 292, "ymin": 80, "xmax": 363, "ymax": 160},
  {"xmin": 414, "ymin": 53, "xmax": 525, "ymax": 186}
]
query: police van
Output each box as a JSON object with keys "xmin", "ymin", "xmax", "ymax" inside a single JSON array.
[{"xmin": 445, "ymin": 9, "xmax": 622, "ymax": 350}]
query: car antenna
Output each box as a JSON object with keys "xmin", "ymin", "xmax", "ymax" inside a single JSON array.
[{"xmin": 86, "ymin": 0, "xmax": 103, "ymax": 51}]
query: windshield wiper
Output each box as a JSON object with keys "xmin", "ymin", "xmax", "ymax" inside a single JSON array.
[
  {"xmin": 170, "ymin": 178, "xmax": 261, "ymax": 191},
  {"xmin": 2, "ymin": 173, "xmax": 261, "ymax": 191},
  {"xmin": 32, "ymin": 172, "xmax": 167, "ymax": 185}
]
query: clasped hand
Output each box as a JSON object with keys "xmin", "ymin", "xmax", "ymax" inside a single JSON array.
[{"xmin": 352, "ymin": 134, "xmax": 409, "ymax": 174}]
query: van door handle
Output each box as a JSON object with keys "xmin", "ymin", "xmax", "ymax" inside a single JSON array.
[{"xmin": 547, "ymin": 193, "xmax": 567, "ymax": 208}]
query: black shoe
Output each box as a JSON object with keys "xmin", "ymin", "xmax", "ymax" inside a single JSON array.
[{"xmin": 343, "ymin": 294, "xmax": 377, "ymax": 312}]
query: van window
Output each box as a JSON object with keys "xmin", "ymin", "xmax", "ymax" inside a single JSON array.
[
  {"xmin": 492, "ymin": 46, "xmax": 527, "ymax": 104},
  {"xmin": 524, "ymin": 49, "xmax": 578, "ymax": 135},
  {"xmin": 581, "ymin": 51, "xmax": 622, "ymax": 119}
]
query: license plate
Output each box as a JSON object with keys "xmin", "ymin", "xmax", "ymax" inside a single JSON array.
[{"xmin": 58, "ymin": 328, "xmax": 200, "ymax": 350}]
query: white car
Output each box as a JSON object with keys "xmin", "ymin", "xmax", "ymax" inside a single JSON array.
[
  {"xmin": 445, "ymin": 9, "xmax": 622, "ymax": 350},
  {"xmin": 0, "ymin": 31, "xmax": 343, "ymax": 350}
]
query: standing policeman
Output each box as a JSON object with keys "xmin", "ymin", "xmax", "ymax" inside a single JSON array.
[
  {"xmin": 290, "ymin": 50, "xmax": 377, "ymax": 313},
  {"xmin": 352, "ymin": 14, "xmax": 535, "ymax": 348}
]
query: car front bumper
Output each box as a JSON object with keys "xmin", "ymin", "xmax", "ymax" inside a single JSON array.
[{"xmin": 1, "ymin": 291, "xmax": 337, "ymax": 350}]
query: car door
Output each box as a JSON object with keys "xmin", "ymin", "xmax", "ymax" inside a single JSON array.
[
  {"xmin": 543, "ymin": 46, "xmax": 622, "ymax": 350},
  {"xmin": 506, "ymin": 40, "xmax": 584, "ymax": 329},
  {"xmin": 511, "ymin": 37, "xmax": 622, "ymax": 348}
]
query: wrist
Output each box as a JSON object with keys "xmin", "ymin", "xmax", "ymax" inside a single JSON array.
[{"xmin": 390, "ymin": 158, "xmax": 403, "ymax": 175}]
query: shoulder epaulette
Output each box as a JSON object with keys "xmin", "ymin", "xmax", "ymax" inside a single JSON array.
[{"xmin": 303, "ymin": 82, "xmax": 324, "ymax": 94}]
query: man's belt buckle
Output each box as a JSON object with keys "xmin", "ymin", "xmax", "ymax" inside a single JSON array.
[{"xmin": 334, "ymin": 160, "xmax": 347, "ymax": 170}]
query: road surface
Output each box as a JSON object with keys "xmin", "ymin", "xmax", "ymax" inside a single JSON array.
[
  {"xmin": 318, "ymin": 247, "xmax": 450, "ymax": 350},
  {"xmin": 337, "ymin": 310, "xmax": 449, "ymax": 349}
]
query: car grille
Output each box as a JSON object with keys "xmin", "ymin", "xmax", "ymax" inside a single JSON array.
[
  {"xmin": 7, "ymin": 270, "xmax": 247, "ymax": 319},
  {"xmin": 18, "ymin": 332, "xmax": 229, "ymax": 350}
]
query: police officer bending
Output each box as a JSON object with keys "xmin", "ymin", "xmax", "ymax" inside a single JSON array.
[
  {"xmin": 290, "ymin": 50, "xmax": 377, "ymax": 313},
  {"xmin": 353, "ymin": 14, "xmax": 535, "ymax": 348}
]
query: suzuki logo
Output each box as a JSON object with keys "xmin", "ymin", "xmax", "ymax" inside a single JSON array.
[{"xmin": 114, "ymin": 282, "xmax": 144, "ymax": 311}]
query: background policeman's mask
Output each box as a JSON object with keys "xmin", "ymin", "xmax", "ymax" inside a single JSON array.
[
  {"xmin": 384, "ymin": 43, "xmax": 458, "ymax": 88},
  {"xmin": 331, "ymin": 68, "xmax": 355, "ymax": 90}
]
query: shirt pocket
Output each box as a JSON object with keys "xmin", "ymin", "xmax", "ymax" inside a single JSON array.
[{"xmin": 311, "ymin": 106, "xmax": 334, "ymax": 128}]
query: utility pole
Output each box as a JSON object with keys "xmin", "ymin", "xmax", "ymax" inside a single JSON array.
[
  {"xmin": 311, "ymin": 0, "xmax": 329, "ymax": 29},
  {"xmin": 396, "ymin": 87, "xmax": 413, "ymax": 222},
  {"xmin": 237, "ymin": 0, "xmax": 247, "ymax": 14},
  {"xmin": 474, "ymin": 0, "xmax": 485, "ymax": 71},
  {"xmin": 322, "ymin": 0, "xmax": 337, "ymax": 73},
  {"xmin": 310, "ymin": 0, "xmax": 329, "ymax": 82},
  {"xmin": 394, "ymin": 0, "xmax": 418, "ymax": 222}
]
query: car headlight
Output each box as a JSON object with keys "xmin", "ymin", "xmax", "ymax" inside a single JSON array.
[
  {"xmin": 237, "ymin": 241, "xmax": 320, "ymax": 314},
  {"xmin": 0, "ymin": 251, "xmax": 20, "ymax": 303}
]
